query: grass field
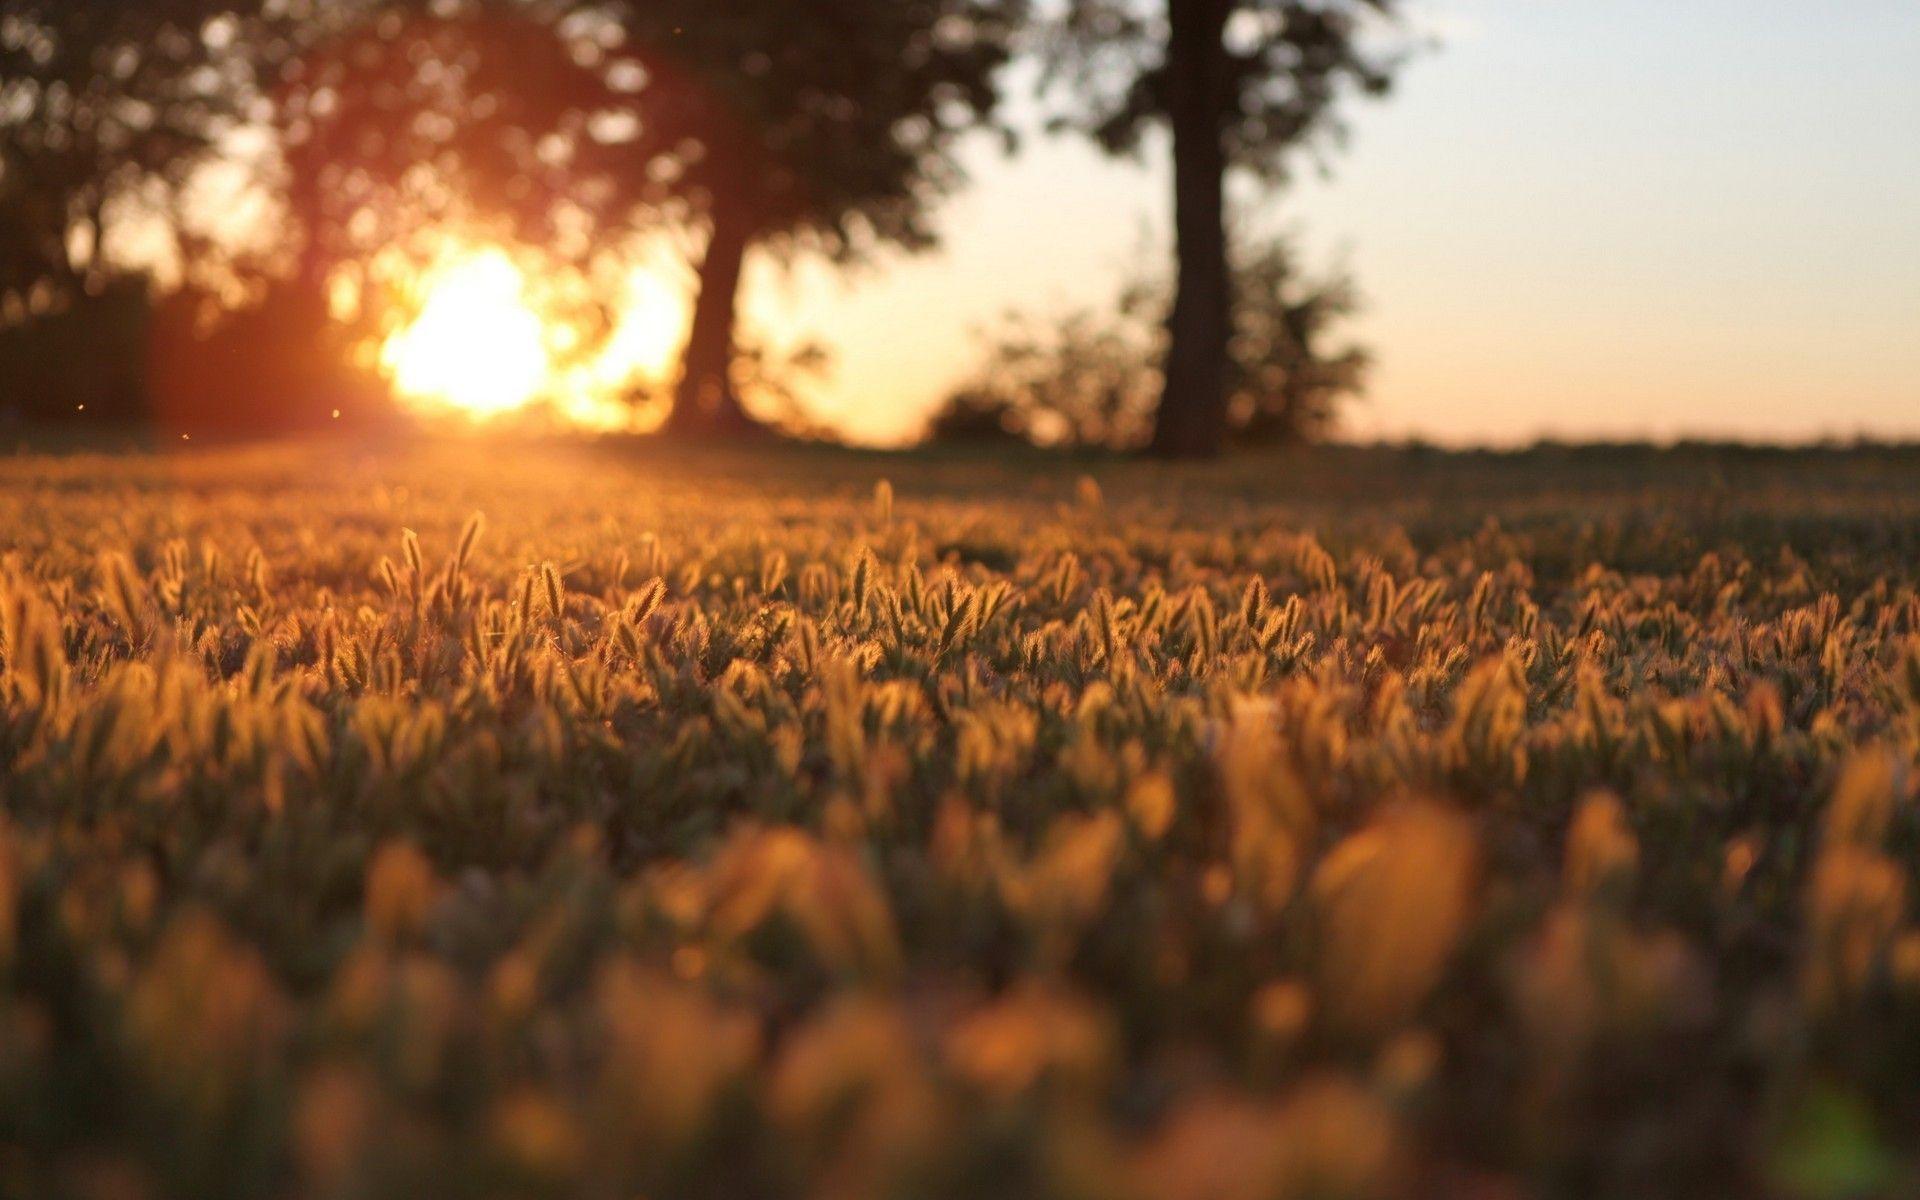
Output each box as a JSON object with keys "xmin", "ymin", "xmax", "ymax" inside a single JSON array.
[{"xmin": 4, "ymin": 438, "xmax": 1920, "ymax": 1199}]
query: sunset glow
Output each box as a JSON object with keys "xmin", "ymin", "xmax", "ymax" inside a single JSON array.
[
  {"xmin": 384, "ymin": 251, "xmax": 551, "ymax": 418},
  {"xmin": 379, "ymin": 245, "xmax": 697, "ymax": 429}
]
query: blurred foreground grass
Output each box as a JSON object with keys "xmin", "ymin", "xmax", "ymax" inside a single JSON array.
[{"xmin": 4, "ymin": 438, "xmax": 1920, "ymax": 1199}]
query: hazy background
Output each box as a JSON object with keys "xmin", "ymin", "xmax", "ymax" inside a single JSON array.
[{"xmin": 755, "ymin": 0, "xmax": 1920, "ymax": 446}]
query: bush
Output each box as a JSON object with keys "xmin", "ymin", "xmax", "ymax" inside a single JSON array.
[{"xmin": 929, "ymin": 236, "xmax": 1371, "ymax": 450}]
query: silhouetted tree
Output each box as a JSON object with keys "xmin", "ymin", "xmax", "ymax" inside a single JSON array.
[
  {"xmin": 577, "ymin": 0, "xmax": 1024, "ymax": 437},
  {"xmin": 1049, "ymin": 0, "xmax": 1404, "ymax": 457},
  {"xmin": 147, "ymin": 0, "xmax": 614, "ymax": 430},
  {"xmin": 1, "ymin": 0, "xmax": 627, "ymax": 428},
  {"xmin": 0, "ymin": 1, "xmax": 238, "ymax": 321},
  {"xmin": 244, "ymin": 0, "xmax": 608, "ymax": 306},
  {"xmin": 0, "ymin": 2, "xmax": 261, "ymax": 424}
]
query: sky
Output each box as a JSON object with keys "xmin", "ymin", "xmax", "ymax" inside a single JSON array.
[{"xmin": 744, "ymin": 0, "xmax": 1920, "ymax": 446}]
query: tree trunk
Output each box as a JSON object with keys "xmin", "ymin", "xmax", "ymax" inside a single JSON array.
[
  {"xmin": 667, "ymin": 200, "xmax": 761, "ymax": 439},
  {"xmin": 1150, "ymin": 0, "xmax": 1234, "ymax": 460}
]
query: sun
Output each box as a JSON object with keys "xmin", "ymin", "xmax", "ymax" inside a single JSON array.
[{"xmin": 384, "ymin": 250, "xmax": 551, "ymax": 418}]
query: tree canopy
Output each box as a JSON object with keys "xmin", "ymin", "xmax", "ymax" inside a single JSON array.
[
  {"xmin": 0, "ymin": 0, "xmax": 243, "ymax": 320},
  {"xmin": 245, "ymin": 0, "xmax": 611, "ymax": 297}
]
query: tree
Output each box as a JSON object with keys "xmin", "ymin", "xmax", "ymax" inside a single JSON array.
[
  {"xmin": 0, "ymin": 0, "xmax": 239, "ymax": 321},
  {"xmin": 0, "ymin": 1, "xmax": 260, "ymax": 423},
  {"xmin": 1049, "ymin": 0, "xmax": 1404, "ymax": 457},
  {"xmin": 244, "ymin": 0, "xmax": 609, "ymax": 306},
  {"xmin": 929, "ymin": 234, "xmax": 1368, "ymax": 450},
  {"xmin": 141, "ymin": 0, "xmax": 616, "ymax": 430},
  {"xmin": 576, "ymin": 0, "xmax": 1024, "ymax": 437},
  {"xmin": 2, "ymin": 0, "xmax": 618, "ymax": 427}
]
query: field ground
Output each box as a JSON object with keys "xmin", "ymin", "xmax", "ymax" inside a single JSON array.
[{"xmin": 4, "ymin": 438, "xmax": 1920, "ymax": 1199}]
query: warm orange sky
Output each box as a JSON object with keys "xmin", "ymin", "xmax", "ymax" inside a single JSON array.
[{"xmin": 744, "ymin": 0, "xmax": 1920, "ymax": 446}]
